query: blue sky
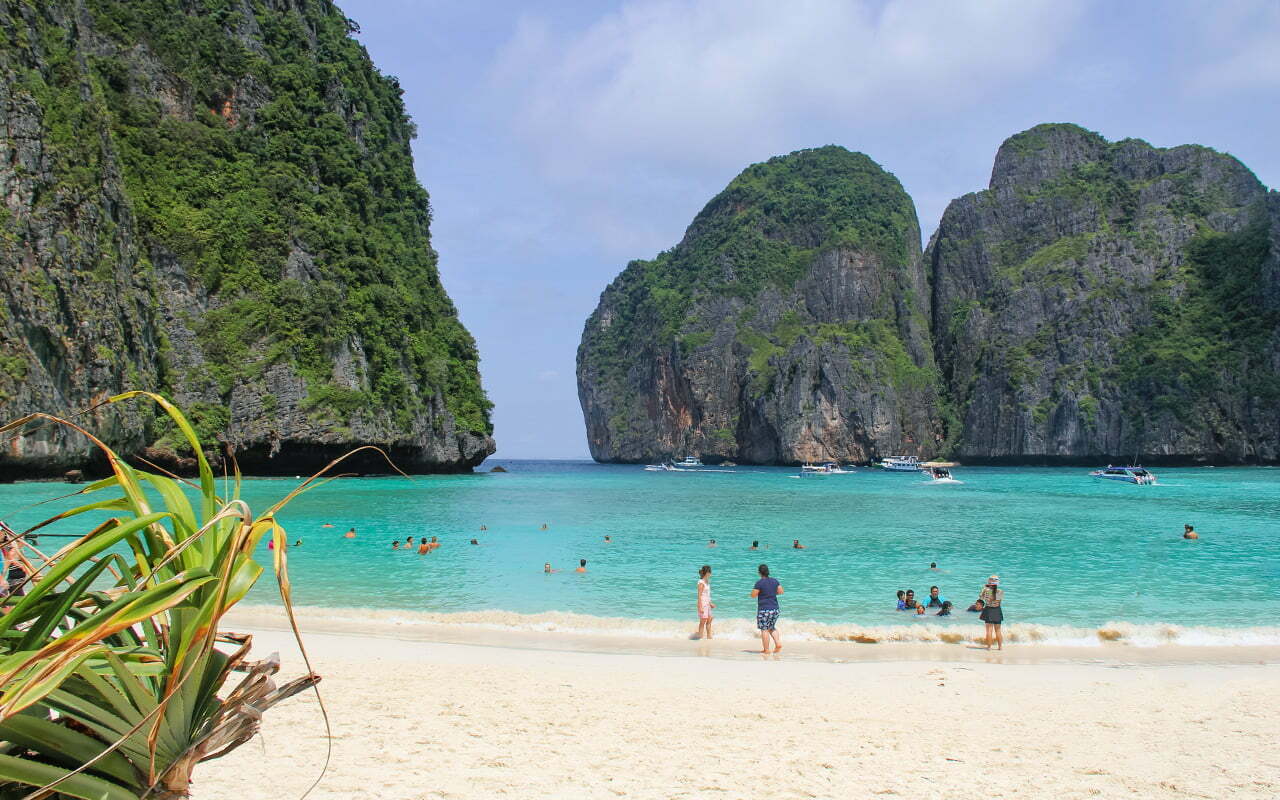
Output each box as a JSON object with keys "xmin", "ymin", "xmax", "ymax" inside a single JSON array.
[{"xmin": 342, "ymin": 0, "xmax": 1279, "ymax": 459}]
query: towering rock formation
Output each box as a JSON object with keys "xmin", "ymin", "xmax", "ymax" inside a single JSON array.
[
  {"xmin": 577, "ymin": 146, "xmax": 946, "ymax": 464},
  {"xmin": 579, "ymin": 126, "xmax": 1279, "ymax": 465},
  {"xmin": 0, "ymin": 0, "xmax": 493, "ymax": 477},
  {"xmin": 926, "ymin": 123, "xmax": 1279, "ymax": 463}
]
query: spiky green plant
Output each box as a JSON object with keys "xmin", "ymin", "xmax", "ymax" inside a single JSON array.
[{"xmin": 0, "ymin": 392, "xmax": 327, "ymax": 799}]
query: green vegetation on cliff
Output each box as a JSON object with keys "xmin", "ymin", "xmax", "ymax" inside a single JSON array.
[
  {"xmin": 1118, "ymin": 208, "xmax": 1280, "ymax": 422},
  {"xmin": 2, "ymin": 0, "xmax": 490, "ymax": 449},
  {"xmin": 587, "ymin": 147, "xmax": 921, "ymax": 371}
]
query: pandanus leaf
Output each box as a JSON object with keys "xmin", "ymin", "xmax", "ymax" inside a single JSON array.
[
  {"xmin": 0, "ymin": 711, "xmax": 140, "ymax": 785},
  {"xmin": 0, "ymin": 753, "xmax": 138, "ymax": 800}
]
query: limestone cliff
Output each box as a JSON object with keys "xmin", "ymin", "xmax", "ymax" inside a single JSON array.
[
  {"xmin": 0, "ymin": 0, "xmax": 493, "ymax": 478},
  {"xmin": 577, "ymin": 147, "xmax": 946, "ymax": 464},
  {"xmin": 926, "ymin": 124, "xmax": 1279, "ymax": 464}
]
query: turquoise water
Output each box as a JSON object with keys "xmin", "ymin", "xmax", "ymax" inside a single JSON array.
[{"xmin": 3, "ymin": 461, "xmax": 1278, "ymax": 644}]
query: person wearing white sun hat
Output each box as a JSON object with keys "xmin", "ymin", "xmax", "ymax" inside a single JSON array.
[{"xmin": 979, "ymin": 575, "xmax": 1004, "ymax": 650}]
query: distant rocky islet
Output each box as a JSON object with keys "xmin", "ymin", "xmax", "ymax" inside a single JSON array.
[{"xmin": 577, "ymin": 124, "xmax": 1280, "ymax": 466}]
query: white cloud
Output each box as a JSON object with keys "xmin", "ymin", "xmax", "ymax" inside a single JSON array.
[{"xmin": 493, "ymin": 0, "xmax": 1086, "ymax": 177}]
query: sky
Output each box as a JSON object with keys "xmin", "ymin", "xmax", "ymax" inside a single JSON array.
[{"xmin": 341, "ymin": 0, "xmax": 1280, "ymax": 459}]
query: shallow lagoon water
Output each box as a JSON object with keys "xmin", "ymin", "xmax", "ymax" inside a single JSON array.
[{"xmin": 2, "ymin": 461, "xmax": 1277, "ymax": 644}]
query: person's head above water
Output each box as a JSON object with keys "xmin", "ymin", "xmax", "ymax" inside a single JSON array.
[
  {"xmin": 930, "ymin": 562, "xmax": 937, "ymax": 568},
  {"xmin": 758, "ymin": 563, "xmax": 770, "ymax": 578},
  {"xmin": 1185, "ymin": 523, "xmax": 1194, "ymax": 532},
  {"xmin": 897, "ymin": 590, "xmax": 905, "ymax": 600},
  {"xmin": 392, "ymin": 541, "xmax": 399, "ymax": 549},
  {"xmin": 930, "ymin": 586, "xmax": 940, "ymax": 596},
  {"xmin": 543, "ymin": 562, "xmax": 552, "ymax": 572},
  {"xmin": 580, "ymin": 559, "xmax": 587, "ymax": 567},
  {"xmin": 751, "ymin": 540, "xmax": 759, "ymax": 548}
]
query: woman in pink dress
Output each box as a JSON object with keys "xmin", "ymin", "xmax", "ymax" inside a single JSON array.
[{"xmin": 695, "ymin": 565, "xmax": 715, "ymax": 639}]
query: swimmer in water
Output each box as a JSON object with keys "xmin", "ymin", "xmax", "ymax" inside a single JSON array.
[
  {"xmin": 1183, "ymin": 524, "xmax": 1199, "ymax": 540},
  {"xmin": 936, "ymin": 600, "xmax": 953, "ymax": 617},
  {"xmin": 392, "ymin": 541, "xmax": 400, "ymax": 550},
  {"xmin": 344, "ymin": 528, "xmax": 356, "ymax": 539},
  {"xmin": 470, "ymin": 538, "xmax": 479, "ymax": 545},
  {"xmin": 540, "ymin": 524, "xmax": 548, "ymax": 531},
  {"xmin": 575, "ymin": 559, "xmax": 587, "ymax": 573},
  {"xmin": 896, "ymin": 590, "xmax": 907, "ymax": 610},
  {"xmin": 792, "ymin": 539, "xmax": 805, "ymax": 549},
  {"xmin": 418, "ymin": 540, "xmax": 430, "ymax": 555},
  {"xmin": 294, "ymin": 539, "xmax": 302, "ymax": 547},
  {"xmin": 707, "ymin": 539, "xmax": 717, "ymax": 548},
  {"xmin": 967, "ymin": 598, "xmax": 985, "ymax": 613},
  {"xmin": 407, "ymin": 536, "xmax": 415, "ymax": 547},
  {"xmin": 322, "ymin": 523, "xmax": 334, "ymax": 528},
  {"xmin": 750, "ymin": 540, "xmax": 759, "ymax": 550},
  {"xmin": 544, "ymin": 562, "xmax": 558, "ymax": 574},
  {"xmin": 915, "ymin": 604, "xmax": 926, "ymax": 616},
  {"xmin": 930, "ymin": 562, "xmax": 939, "ymax": 570},
  {"xmin": 429, "ymin": 536, "xmax": 440, "ymax": 550},
  {"xmin": 604, "ymin": 535, "xmax": 612, "ymax": 543},
  {"xmin": 480, "ymin": 525, "xmax": 488, "ymax": 531}
]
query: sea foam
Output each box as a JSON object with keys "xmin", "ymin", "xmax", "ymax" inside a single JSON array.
[{"xmin": 241, "ymin": 604, "xmax": 1280, "ymax": 648}]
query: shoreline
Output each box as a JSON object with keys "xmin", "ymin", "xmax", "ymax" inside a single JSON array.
[{"xmin": 226, "ymin": 604, "xmax": 1280, "ymax": 665}]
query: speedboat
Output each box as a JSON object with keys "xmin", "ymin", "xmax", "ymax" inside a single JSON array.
[
  {"xmin": 643, "ymin": 463, "xmax": 675, "ymax": 472},
  {"xmin": 800, "ymin": 462, "xmax": 853, "ymax": 476},
  {"xmin": 922, "ymin": 466, "xmax": 962, "ymax": 484},
  {"xmin": 878, "ymin": 455, "xmax": 921, "ymax": 472},
  {"xmin": 1090, "ymin": 465, "xmax": 1157, "ymax": 485},
  {"xmin": 673, "ymin": 456, "xmax": 704, "ymax": 468}
]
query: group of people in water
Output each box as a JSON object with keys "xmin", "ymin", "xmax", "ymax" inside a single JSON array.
[{"xmin": 893, "ymin": 575, "xmax": 1005, "ymax": 649}]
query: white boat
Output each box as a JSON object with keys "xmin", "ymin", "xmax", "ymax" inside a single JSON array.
[
  {"xmin": 673, "ymin": 456, "xmax": 704, "ymax": 468},
  {"xmin": 1090, "ymin": 465, "xmax": 1157, "ymax": 485},
  {"xmin": 921, "ymin": 466, "xmax": 962, "ymax": 484},
  {"xmin": 643, "ymin": 463, "xmax": 675, "ymax": 472},
  {"xmin": 800, "ymin": 462, "xmax": 853, "ymax": 476},
  {"xmin": 878, "ymin": 455, "xmax": 921, "ymax": 472}
]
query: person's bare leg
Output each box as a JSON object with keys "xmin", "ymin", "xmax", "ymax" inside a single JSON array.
[
  {"xmin": 706, "ymin": 617, "xmax": 713, "ymax": 639},
  {"xmin": 984, "ymin": 623, "xmax": 993, "ymax": 649},
  {"xmin": 770, "ymin": 629, "xmax": 782, "ymax": 652},
  {"xmin": 995, "ymin": 624, "xmax": 1003, "ymax": 650},
  {"xmin": 760, "ymin": 629, "xmax": 771, "ymax": 653}
]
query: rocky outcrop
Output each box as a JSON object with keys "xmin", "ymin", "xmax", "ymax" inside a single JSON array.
[
  {"xmin": 926, "ymin": 123, "xmax": 1280, "ymax": 464},
  {"xmin": 0, "ymin": 0, "xmax": 493, "ymax": 478},
  {"xmin": 580, "ymin": 126, "xmax": 1279, "ymax": 466},
  {"xmin": 577, "ymin": 146, "xmax": 946, "ymax": 464}
]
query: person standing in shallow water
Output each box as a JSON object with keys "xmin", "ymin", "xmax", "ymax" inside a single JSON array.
[
  {"xmin": 695, "ymin": 565, "xmax": 715, "ymax": 639},
  {"xmin": 750, "ymin": 564, "xmax": 783, "ymax": 654},
  {"xmin": 979, "ymin": 575, "xmax": 1004, "ymax": 650}
]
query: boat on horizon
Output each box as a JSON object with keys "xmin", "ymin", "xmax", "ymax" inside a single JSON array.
[
  {"xmin": 799, "ymin": 462, "xmax": 854, "ymax": 476},
  {"xmin": 673, "ymin": 456, "xmax": 705, "ymax": 468},
  {"xmin": 1090, "ymin": 465, "xmax": 1157, "ymax": 485},
  {"xmin": 643, "ymin": 463, "xmax": 676, "ymax": 472},
  {"xmin": 878, "ymin": 455, "xmax": 922, "ymax": 472}
]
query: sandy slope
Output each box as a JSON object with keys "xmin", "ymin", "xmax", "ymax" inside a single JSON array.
[{"xmin": 191, "ymin": 623, "xmax": 1280, "ymax": 800}]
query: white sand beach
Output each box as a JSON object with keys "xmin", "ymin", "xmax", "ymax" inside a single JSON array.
[{"xmin": 191, "ymin": 608, "xmax": 1280, "ymax": 800}]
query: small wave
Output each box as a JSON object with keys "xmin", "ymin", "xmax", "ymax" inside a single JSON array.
[{"xmin": 233, "ymin": 605, "xmax": 1280, "ymax": 647}]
